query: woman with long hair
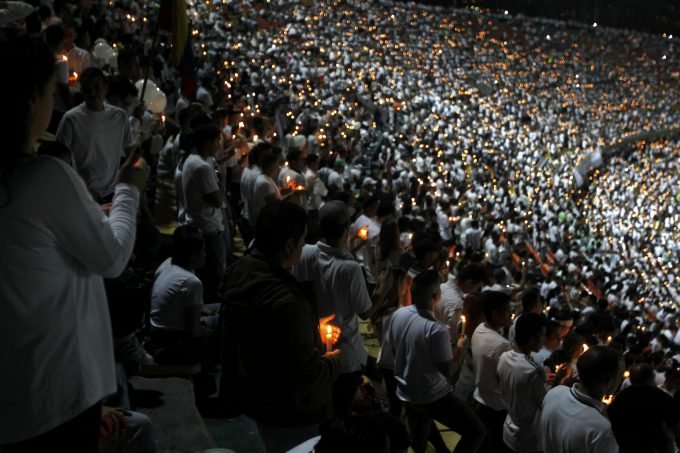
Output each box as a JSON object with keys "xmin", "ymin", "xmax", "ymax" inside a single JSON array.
[{"xmin": 0, "ymin": 29, "xmax": 148, "ymax": 451}]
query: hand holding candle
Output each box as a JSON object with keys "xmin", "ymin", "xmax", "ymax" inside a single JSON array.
[
  {"xmin": 319, "ymin": 314, "xmax": 341, "ymax": 353},
  {"xmin": 357, "ymin": 226, "xmax": 369, "ymax": 241},
  {"xmin": 459, "ymin": 314, "xmax": 467, "ymax": 336}
]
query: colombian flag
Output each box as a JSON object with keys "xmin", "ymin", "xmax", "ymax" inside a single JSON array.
[{"xmin": 158, "ymin": 0, "xmax": 197, "ymax": 98}]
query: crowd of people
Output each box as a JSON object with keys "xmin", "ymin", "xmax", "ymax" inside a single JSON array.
[{"xmin": 0, "ymin": 0, "xmax": 679, "ymax": 451}]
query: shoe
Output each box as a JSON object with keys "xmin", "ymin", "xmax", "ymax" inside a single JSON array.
[{"xmin": 115, "ymin": 333, "xmax": 154, "ymax": 366}]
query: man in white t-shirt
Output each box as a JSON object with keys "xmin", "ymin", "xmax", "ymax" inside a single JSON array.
[
  {"xmin": 277, "ymin": 148, "xmax": 306, "ymax": 208},
  {"xmin": 292, "ymin": 201, "xmax": 373, "ymax": 417},
  {"xmin": 57, "ymin": 67, "xmax": 134, "ymax": 201},
  {"xmin": 541, "ymin": 347, "xmax": 623, "ymax": 453},
  {"xmin": 381, "ymin": 270, "xmax": 486, "ymax": 453},
  {"xmin": 181, "ymin": 124, "xmax": 226, "ymax": 300},
  {"xmin": 471, "ymin": 290, "xmax": 513, "ymax": 453},
  {"xmin": 497, "ymin": 313, "xmax": 549, "ymax": 453},
  {"xmin": 63, "ymin": 23, "xmax": 90, "ymax": 81},
  {"xmin": 252, "ymin": 147, "xmax": 285, "ymax": 226},
  {"xmin": 151, "ymin": 225, "xmax": 217, "ymax": 363}
]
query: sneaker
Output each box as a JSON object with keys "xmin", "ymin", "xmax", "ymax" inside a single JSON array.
[{"xmin": 115, "ymin": 333, "xmax": 154, "ymax": 366}]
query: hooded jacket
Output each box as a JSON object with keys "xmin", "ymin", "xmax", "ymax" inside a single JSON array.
[{"xmin": 222, "ymin": 252, "xmax": 339, "ymax": 427}]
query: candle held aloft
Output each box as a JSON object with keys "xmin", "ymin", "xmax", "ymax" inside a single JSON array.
[{"xmin": 460, "ymin": 315, "xmax": 466, "ymax": 335}]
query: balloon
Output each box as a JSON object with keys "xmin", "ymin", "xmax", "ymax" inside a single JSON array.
[
  {"xmin": 92, "ymin": 41, "xmax": 114, "ymax": 62},
  {"xmin": 147, "ymin": 87, "xmax": 167, "ymax": 114},
  {"xmin": 134, "ymin": 79, "xmax": 158, "ymax": 103}
]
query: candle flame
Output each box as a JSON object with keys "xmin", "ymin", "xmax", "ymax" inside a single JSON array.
[
  {"xmin": 358, "ymin": 226, "xmax": 369, "ymax": 240},
  {"xmin": 582, "ymin": 344, "xmax": 589, "ymax": 354},
  {"xmin": 601, "ymin": 395, "xmax": 614, "ymax": 405}
]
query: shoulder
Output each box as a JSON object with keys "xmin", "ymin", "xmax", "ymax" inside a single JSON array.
[{"xmin": 104, "ymin": 103, "xmax": 129, "ymax": 118}]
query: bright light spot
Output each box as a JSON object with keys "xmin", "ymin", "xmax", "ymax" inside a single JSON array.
[
  {"xmin": 546, "ymin": 34, "xmax": 551, "ymax": 41},
  {"xmin": 592, "ymin": 22, "xmax": 598, "ymax": 28},
  {"xmin": 662, "ymin": 55, "xmax": 667, "ymax": 60},
  {"xmin": 504, "ymin": 10, "xmax": 508, "ymax": 15}
]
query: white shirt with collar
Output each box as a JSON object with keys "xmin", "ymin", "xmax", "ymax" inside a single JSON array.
[
  {"xmin": 497, "ymin": 350, "xmax": 548, "ymax": 452},
  {"xmin": 541, "ymin": 385, "xmax": 619, "ymax": 453},
  {"xmin": 471, "ymin": 322, "xmax": 512, "ymax": 410},
  {"xmin": 382, "ymin": 305, "xmax": 453, "ymax": 405},
  {"xmin": 292, "ymin": 242, "xmax": 372, "ymax": 374}
]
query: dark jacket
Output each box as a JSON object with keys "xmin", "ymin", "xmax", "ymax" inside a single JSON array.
[{"xmin": 222, "ymin": 252, "xmax": 339, "ymax": 427}]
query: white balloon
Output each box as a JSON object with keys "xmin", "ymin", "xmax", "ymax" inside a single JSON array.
[
  {"xmin": 147, "ymin": 87, "xmax": 167, "ymax": 114},
  {"xmin": 92, "ymin": 41, "xmax": 114, "ymax": 62},
  {"xmin": 134, "ymin": 79, "xmax": 158, "ymax": 103}
]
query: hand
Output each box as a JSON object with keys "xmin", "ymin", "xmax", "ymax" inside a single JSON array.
[
  {"xmin": 117, "ymin": 151, "xmax": 149, "ymax": 194},
  {"xmin": 319, "ymin": 314, "xmax": 341, "ymax": 346},
  {"xmin": 323, "ymin": 348, "xmax": 342, "ymax": 361},
  {"xmin": 456, "ymin": 333, "xmax": 467, "ymax": 350},
  {"xmin": 100, "ymin": 406, "xmax": 130, "ymax": 439},
  {"xmin": 545, "ymin": 372, "xmax": 557, "ymax": 385},
  {"xmin": 100, "ymin": 202, "xmax": 112, "ymax": 215}
]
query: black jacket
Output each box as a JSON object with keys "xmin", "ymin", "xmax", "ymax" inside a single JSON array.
[{"xmin": 221, "ymin": 253, "xmax": 339, "ymax": 427}]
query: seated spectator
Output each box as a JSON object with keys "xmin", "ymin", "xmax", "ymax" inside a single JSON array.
[
  {"xmin": 222, "ymin": 201, "xmax": 341, "ymax": 453},
  {"xmin": 150, "ymin": 225, "xmax": 218, "ymax": 364},
  {"xmin": 541, "ymin": 346, "xmax": 623, "ymax": 453}
]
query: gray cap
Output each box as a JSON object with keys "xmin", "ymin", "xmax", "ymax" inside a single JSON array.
[{"xmin": 319, "ymin": 201, "xmax": 355, "ymax": 225}]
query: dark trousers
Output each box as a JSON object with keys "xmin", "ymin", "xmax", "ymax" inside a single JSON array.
[
  {"xmin": 405, "ymin": 393, "xmax": 486, "ymax": 453},
  {"xmin": 333, "ymin": 370, "xmax": 364, "ymax": 417},
  {"xmin": 2, "ymin": 402, "xmax": 102, "ymax": 452},
  {"xmin": 475, "ymin": 402, "xmax": 510, "ymax": 453}
]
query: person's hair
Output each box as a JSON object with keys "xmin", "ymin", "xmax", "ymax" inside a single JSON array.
[
  {"xmin": 457, "ymin": 263, "xmax": 486, "ymax": 283},
  {"xmin": 412, "ymin": 235, "xmax": 440, "ymax": 261},
  {"xmin": 376, "ymin": 198, "xmax": 395, "ymax": 218},
  {"xmin": 285, "ymin": 148, "xmax": 303, "ymax": 166},
  {"xmin": 0, "ymin": 29, "xmax": 56, "ymax": 202},
  {"xmin": 192, "ymin": 124, "xmax": 220, "ymax": 151},
  {"xmin": 492, "ymin": 268, "xmax": 507, "ymax": 285},
  {"xmin": 480, "ymin": 290, "xmax": 511, "ymax": 321},
  {"xmin": 178, "ymin": 108, "xmax": 194, "ymax": 129},
  {"xmin": 522, "ymin": 287, "xmax": 542, "ymax": 313},
  {"xmin": 37, "ymin": 141, "xmax": 71, "ymax": 163},
  {"xmin": 362, "ymin": 195, "xmax": 379, "ymax": 211},
  {"xmin": 249, "ymin": 141, "xmax": 270, "ymax": 167},
  {"xmin": 107, "ymin": 75, "xmax": 138, "ymax": 101},
  {"xmin": 43, "ymin": 23, "xmax": 64, "ymax": 47},
  {"xmin": 608, "ymin": 385, "xmax": 680, "ymax": 453},
  {"xmin": 577, "ymin": 346, "xmax": 623, "ymax": 390},
  {"xmin": 179, "ymin": 132, "xmax": 194, "ymax": 154},
  {"xmin": 306, "ymin": 153, "xmax": 320, "ymax": 166},
  {"xmin": 370, "ymin": 265, "xmax": 406, "ymax": 327},
  {"xmin": 515, "ymin": 313, "xmax": 547, "ymax": 346},
  {"xmin": 116, "ymin": 48, "xmax": 138, "ymax": 69},
  {"xmin": 171, "ymin": 225, "xmax": 204, "ymax": 268},
  {"xmin": 628, "ymin": 362, "xmax": 656, "ymax": 386},
  {"xmin": 79, "ymin": 66, "xmax": 106, "ymax": 90},
  {"xmin": 257, "ymin": 148, "xmax": 278, "ymax": 173},
  {"xmin": 411, "ymin": 269, "xmax": 440, "ymax": 310},
  {"xmin": 255, "ymin": 201, "xmax": 307, "ymax": 258},
  {"xmin": 378, "ymin": 220, "xmax": 400, "ymax": 262}
]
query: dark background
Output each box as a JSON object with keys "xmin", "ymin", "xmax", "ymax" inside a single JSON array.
[{"xmin": 408, "ymin": 0, "xmax": 680, "ymax": 35}]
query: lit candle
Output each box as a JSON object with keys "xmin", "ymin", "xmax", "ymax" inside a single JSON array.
[
  {"xmin": 601, "ymin": 395, "xmax": 614, "ymax": 405},
  {"xmin": 357, "ymin": 226, "xmax": 369, "ymax": 241},
  {"xmin": 607, "ymin": 336, "xmax": 612, "ymax": 345},
  {"xmin": 582, "ymin": 343, "xmax": 589, "ymax": 354},
  {"xmin": 325, "ymin": 325, "xmax": 333, "ymax": 353},
  {"xmin": 460, "ymin": 315, "xmax": 466, "ymax": 335}
]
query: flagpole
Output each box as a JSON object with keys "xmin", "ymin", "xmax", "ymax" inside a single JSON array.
[{"xmin": 140, "ymin": 1, "xmax": 163, "ymax": 104}]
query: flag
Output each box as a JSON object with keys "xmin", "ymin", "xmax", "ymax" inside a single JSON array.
[{"xmin": 158, "ymin": 0, "xmax": 197, "ymax": 98}]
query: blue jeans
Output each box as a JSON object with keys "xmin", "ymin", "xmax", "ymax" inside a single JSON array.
[{"xmin": 255, "ymin": 422, "xmax": 319, "ymax": 453}]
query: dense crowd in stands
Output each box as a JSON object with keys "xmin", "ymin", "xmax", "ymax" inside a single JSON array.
[{"xmin": 0, "ymin": 0, "xmax": 679, "ymax": 451}]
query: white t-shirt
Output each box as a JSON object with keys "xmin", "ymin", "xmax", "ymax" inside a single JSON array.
[
  {"xmin": 53, "ymin": 55, "xmax": 70, "ymax": 112},
  {"xmin": 241, "ymin": 165, "xmax": 261, "ymax": 222},
  {"xmin": 434, "ymin": 277, "xmax": 465, "ymax": 336},
  {"xmin": 497, "ymin": 350, "xmax": 548, "ymax": 452},
  {"xmin": 382, "ymin": 305, "xmax": 453, "ymax": 405},
  {"xmin": 278, "ymin": 167, "xmax": 306, "ymax": 207},
  {"xmin": 56, "ymin": 103, "xmax": 133, "ymax": 197},
  {"xmin": 0, "ymin": 156, "xmax": 139, "ymax": 444},
  {"xmin": 66, "ymin": 45, "xmax": 91, "ymax": 77},
  {"xmin": 471, "ymin": 323, "xmax": 512, "ymax": 410},
  {"xmin": 151, "ymin": 258, "xmax": 203, "ymax": 331},
  {"xmin": 252, "ymin": 173, "xmax": 280, "ymax": 225},
  {"xmin": 292, "ymin": 242, "xmax": 373, "ymax": 373},
  {"xmin": 181, "ymin": 154, "xmax": 223, "ymax": 234},
  {"xmin": 196, "ymin": 86, "xmax": 214, "ymax": 110},
  {"xmin": 541, "ymin": 385, "xmax": 619, "ymax": 453}
]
